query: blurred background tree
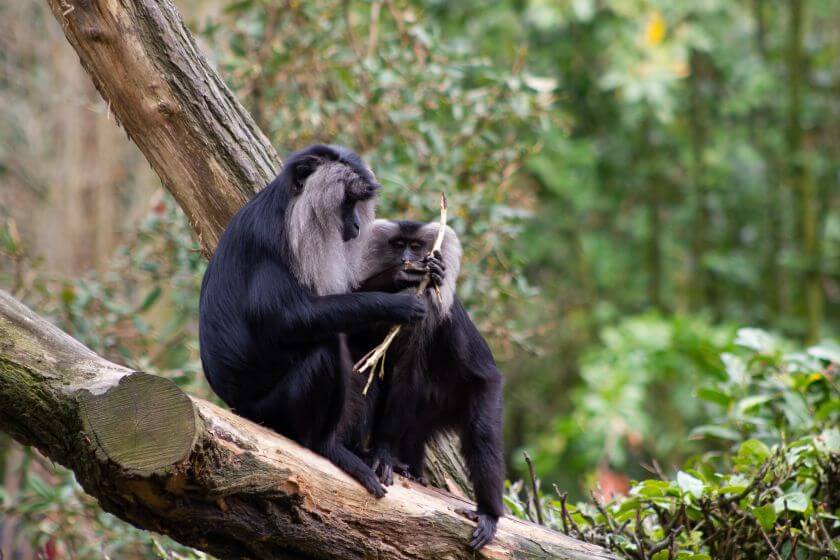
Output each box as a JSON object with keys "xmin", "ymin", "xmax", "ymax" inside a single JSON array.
[{"xmin": 0, "ymin": 0, "xmax": 838, "ymax": 557}]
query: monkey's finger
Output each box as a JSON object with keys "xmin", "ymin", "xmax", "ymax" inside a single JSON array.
[
  {"xmin": 426, "ymin": 261, "xmax": 444, "ymax": 275},
  {"xmin": 469, "ymin": 526, "xmax": 491, "ymax": 551},
  {"xmin": 455, "ymin": 507, "xmax": 479, "ymax": 522}
]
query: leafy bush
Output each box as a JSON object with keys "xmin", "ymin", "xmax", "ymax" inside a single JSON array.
[
  {"xmin": 509, "ymin": 328, "xmax": 840, "ymax": 559},
  {"xmin": 526, "ymin": 313, "xmax": 735, "ymax": 497}
]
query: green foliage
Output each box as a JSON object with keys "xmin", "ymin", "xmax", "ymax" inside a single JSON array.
[
  {"xmin": 527, "ymin": 314, "xmax": 735, "ymax": 493},
  {"xmin": 203, "ymin": 0, "xmax": 550, "ymax": 340},
  {"xmin": 509, "ymin": 328, "xmax": 840, "ymax": 558}
]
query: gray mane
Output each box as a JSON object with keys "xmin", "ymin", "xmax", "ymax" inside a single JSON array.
[{"xmin": 284, "ymin": 162, "xmax": 376, "ymax": 295}]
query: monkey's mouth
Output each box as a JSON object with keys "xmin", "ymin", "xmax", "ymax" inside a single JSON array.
[{"xmin": 402, "ymin": 260, "xmax": 427, "ymax": 273}]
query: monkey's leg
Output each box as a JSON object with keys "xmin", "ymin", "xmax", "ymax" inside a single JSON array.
[
  {"xmin": 240, "ymin": 357, "xmax": 386, "ymax": 498},
  {"xmin": 369, "ymin": 383, "xmax": 419, "ymax": 486},
  {"xmin": 393, "ymin": 432, "xmax": 430, "ymax": 486}
]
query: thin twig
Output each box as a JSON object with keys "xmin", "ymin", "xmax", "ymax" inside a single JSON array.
[
  {"xmin": 554, "ymin": 485, "xmax": 569, "ymax": 535},
  {"xmin": 523, "ymin": 452, "xmax": 544, "ymax": 525}
]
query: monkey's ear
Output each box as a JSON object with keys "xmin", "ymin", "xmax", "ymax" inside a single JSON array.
[{"xmin": 291, "ymin": 155, "xmax": 322, "ymax": 194}]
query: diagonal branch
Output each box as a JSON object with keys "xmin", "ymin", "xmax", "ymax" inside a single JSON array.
[{"xmin": 43, "ymin": 0, "xmax": 279, "ymax": 257}]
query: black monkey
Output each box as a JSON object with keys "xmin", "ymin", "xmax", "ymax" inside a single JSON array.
[
  {"xmin": 350, "ymin": 220, "xmax": 505, "ymax": 550},
  {"xmin": 199, "ymin": 145, "xmax": 427, "ymax": 498}
]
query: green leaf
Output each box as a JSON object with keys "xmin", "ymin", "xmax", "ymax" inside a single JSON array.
[
  {"xmin": 690, "ymin": 425, "xmax": 742, "ymax": 441},
  {"xmin": 677, "ymin": 471, "xmax": 705, "ymax": 499},
  {"xmin": 696, "ymin": 387, "xmax": 732, "ymax": 407},
  {"xmin": 630, "ymin": 479, "xmax": 673, "ymax": 498},
  {"xmin": 807, "ymin": 342, "xmax": 840, "ymax": 364},
  {"xmin": 816, "ymin": 400, "xmax": 840, "ymax": 422},
  {"xmin": 817, "ymin": 428, "xmax": 840, "ymax": 453},
  {"xmin": 751, "ymin": 504, "xmax": 777, "ymax": 531},
  {"xmin": 736, "ymin": 439, "xmax": 771, "ymax": 468},
  {"xmin": 721, "ymin": 353, "xmax": 748, "ymax": 384},
  {"xmin": 139, "ymin": 286, "xmax": 162, "ymax": 312},
  {"xmin": 734, "ymin": 328, "xmax": 777, "ymax": 354},
  {"xmin": 773, "ymin": 492, "xmax": 810, "ymax": 514},
  {"xmin": 735, "ymin": 394, "xmax": 776, "ymax": 415}
]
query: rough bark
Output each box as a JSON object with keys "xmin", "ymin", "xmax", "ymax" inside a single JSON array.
[
  {"xmin": 42, "ymin": 0, "xmax": 472, "ymax": 493},
  {"xmin": 0, "ymin": 290, "xmax": 617, "ymax": 560},
  {"xmin": 43, "ymin": 0, "xmax": 279, "ymax": 257}
]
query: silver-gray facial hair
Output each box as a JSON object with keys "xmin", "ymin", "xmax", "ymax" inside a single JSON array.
[{"xmin": 284, "ymin": 162, "xmax": 376, "ymax": 296}]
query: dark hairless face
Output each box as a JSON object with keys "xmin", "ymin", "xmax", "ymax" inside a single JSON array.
[
  {"xmin": 388, "ymin": 235, "xmax": 430, "ymax": 265},
  {"xmin": 341, "ymin": 199, "xmax": 363, "ymax": 242}
]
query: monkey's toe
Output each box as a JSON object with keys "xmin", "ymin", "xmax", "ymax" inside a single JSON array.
[
  {"xmin": 455, "ymin": 507, "xmax": 479, "ymax": 522},
  {"xmin": 361, "ymin": 473, "xmax": 387, "ymax": 498}
]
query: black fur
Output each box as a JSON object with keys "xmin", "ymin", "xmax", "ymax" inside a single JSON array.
[
  {"xmin": 350, "ymin": 220, "xmax": 505, "ymax": 550},
  {"xmin": 199, "ymin": 145, "xmax": 426, "ymax": 498}
]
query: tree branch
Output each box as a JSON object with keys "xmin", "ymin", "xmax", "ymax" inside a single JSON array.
[
  {"xmin": 0, "ymin": 290, "xmax": 617, "ymax": 559},
  {"xmin": 43, "ymin": 0, "xmax": 279, "ymax": 257}
]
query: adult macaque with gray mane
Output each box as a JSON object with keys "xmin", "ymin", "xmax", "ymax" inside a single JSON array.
[
  {"xmin": 348, "ymin": 219, "xmax": 505, "ymax": 550},
  {"xmin": 199, "ymin": 145, "xmax": 426, "ymax": 498}
]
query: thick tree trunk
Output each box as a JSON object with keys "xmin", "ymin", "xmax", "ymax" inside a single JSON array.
[
  {"xmin": 0, "ymin": 290, "xmax": 617, "ymax": 560},
  {"xmin": 42, "ymin": 0, "xmax": 472, "ymax": 494},
  {"xmin": 43, "ymin": 0, "xmax": 278, "ymax": 257},
  {"xmin": 786, "ymin": 0, "xmax": 823, "ymax": 342}
]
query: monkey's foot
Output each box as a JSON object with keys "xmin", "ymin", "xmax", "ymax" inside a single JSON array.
[
  {"xmin": 394, "ymin": 464, "xmax": 428, "ymax": 486},
  {"xmin": 455, "ymin": 508, "xmax": 498, "ymax": 551},
  {"xmin": 370, "ymin": 448, "xmax": 398, "ymax": 486}
]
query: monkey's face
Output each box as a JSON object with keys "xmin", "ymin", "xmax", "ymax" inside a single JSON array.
[
  {"xmin": 390, "ymin": 236, "xmax": 429, "ymax": 267},
  {"xmin": 291, "ymin": 158, "xmax": 378, "ymax": 243},
  {"xmin": 339, "ymin": 180, "xmax": 377, "ymax": 242}
]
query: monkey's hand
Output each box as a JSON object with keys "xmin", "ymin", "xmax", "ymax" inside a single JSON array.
[
  {"xmin": 421, "ymin": 250, "xmax": 446, "ymax": 288},
  {"xmin": 390, "ymin": 293, "xmax": 427, "ymax": 323},
  {"xmin": 455, "ymin": 508, "xmax": 498, "ymax": 551},
  {"xmin": 370, "ymin": 446, "xmax": 398, "ymax": 486}
]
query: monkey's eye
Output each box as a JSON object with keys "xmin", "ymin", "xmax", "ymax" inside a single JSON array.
[
  {"xmin": 392, "ymin": 240, "xmax": 406, "ymax": 250},
  {"xmin": 409, "ymin": 242, "xmax": 423, "ymax": 252}
]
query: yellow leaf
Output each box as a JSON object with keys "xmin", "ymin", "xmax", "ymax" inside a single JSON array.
[{"xmin": 644, "ymin": 11, "xmax": 666, "ymax": 46}]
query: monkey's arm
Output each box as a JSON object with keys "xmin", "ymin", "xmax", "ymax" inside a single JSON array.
[
  {"xmin": 246, "ymin": 262, "xmax": 425, "ymax": 341},
  {"xmin": 441, "ymin": 300, "xmax": 505, "ymax": 550},
  {"xmin": 459, "ymin": 374, "xmax": 505, "ymax": 550}
]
